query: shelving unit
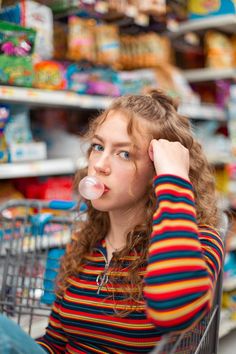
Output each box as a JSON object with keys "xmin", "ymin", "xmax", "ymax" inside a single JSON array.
[
  {"xmin": 168, "ymin": 13, "xmax": 236, "ymax": 37},
  {"xmin": 183, "ymin": 68, "xmax": 236, "ymax": 83},
  {"xmin": 0, "ymin": 4, "xmax": 234, "ymax": 350},
  {"xmin": 0, "ymin": 85, "xmax": 112, "ymax": 109},
  {"xmin": 0, "ymin": 157, "xmax": 86, "ymax": 179},
  {"xmin": 0, "ymin": 85, "xmax": 226, "ymax": 120}
]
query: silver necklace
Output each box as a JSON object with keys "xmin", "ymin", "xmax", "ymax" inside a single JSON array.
[{"xmin": 106, "ymin": 237, "xmax": 123, "ymax": 252}]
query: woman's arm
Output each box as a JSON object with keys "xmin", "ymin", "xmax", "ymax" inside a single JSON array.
[
  {"xmin": 143, "ymin": 174, "xmax": 224, "ymax": 333},
  {"xmin": 36, "ymin": 297, "xmax": 68, "ymax": 353}
]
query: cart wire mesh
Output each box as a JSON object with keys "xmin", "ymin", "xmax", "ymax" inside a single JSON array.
[{"xmin": 0, "ymin": 199, "xmax": 82, "ymax": 338}]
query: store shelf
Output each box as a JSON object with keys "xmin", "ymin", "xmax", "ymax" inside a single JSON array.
[
  {"xmin": 178, "ymin": 103, "xmax": 225, "ymax": 121},
  {"xmin": 0, "ymin": 86, "xmax": 113, "ymax": 109},
  {"xmin": 168, "ymin": 14, "xmax": 236, "ymax": 37},
  {"xmin": 182, "ymin": 68, "xmax": 236, "ymax": 82},
  {"xmin": 0, "ymin": 157, "xmax": 87, "ymax": 179},
  {"xmin": 0, "ymin": 85, "xmax": 226, "ymax": 120}
]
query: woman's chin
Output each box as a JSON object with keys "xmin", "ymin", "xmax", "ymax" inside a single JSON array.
[{"xmin": 91, "ymin": 200, "xmax": 110, "ymax": 212}]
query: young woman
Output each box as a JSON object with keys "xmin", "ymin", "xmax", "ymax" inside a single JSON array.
[{"xmin": 0, "ymin": 90, "xmax": 224, "ymax": 353}]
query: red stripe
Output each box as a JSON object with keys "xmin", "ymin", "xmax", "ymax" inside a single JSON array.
[
  {"xmin": 156, "ymin": 188, "xmax": 193, "ymax": 199},
  {"xmin": 148, "ymin": 301, "xmax": 209, "ymax": 327},
  {"xmin": 147, "ymin": 264, "xmax": 208, "ymax": 276},
  {"xmin": 145, "ymin": 284, "xmax": 210, "ymax": 301},
  {"xmin": 151, "ymin": 225, "xmax": 198, "ymax": 234}
]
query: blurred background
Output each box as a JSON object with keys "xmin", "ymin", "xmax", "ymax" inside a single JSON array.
[{"xmin": 0, "ymin": 1, "xmax": 236, "ymax": 352}]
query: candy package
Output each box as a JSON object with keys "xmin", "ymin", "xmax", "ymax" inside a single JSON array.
[
  {"xmin": 34, "ymin": 61, "xmax": 67, "ymax": 90},
  {"xmin": 0, "ymin": 105, "xmax": 10, "ymax": 163},
  {"xmin": 0, "ymin": 21, "xmax": 35, "ymax": 86},
  {"xmin": 21, "ymin": 0, "xmax": 54, "ymax": 60},
  {"xmin": 67, "ymin": 16, "xmax": 96, "ymax": 62},
  {"xmin": 66, "ymin": 64, "xmax": 120, "ymax": 96},
  {"xmin": 96, "ymin": 23, "xmax": 120, "ymax": 67},
  {"xmin": 205, "ymin": 31, "xmax": 234, "ymax": 69}
]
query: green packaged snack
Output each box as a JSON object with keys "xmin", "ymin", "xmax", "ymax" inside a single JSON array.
[{"xmin": 0, "ymin": 21, "xmax": 36, "ymax": 87}]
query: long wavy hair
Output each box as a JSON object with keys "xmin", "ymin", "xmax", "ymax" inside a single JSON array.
[{"xmin": 56, "ymin": 90, "xmax": 220, "ymax": 314}]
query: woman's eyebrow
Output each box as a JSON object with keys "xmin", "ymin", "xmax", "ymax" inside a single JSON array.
[{"xmin": 93, "ymin": 134, "xmax": 134, "ymax": 148}]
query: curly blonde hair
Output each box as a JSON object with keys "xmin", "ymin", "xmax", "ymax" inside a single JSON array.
[{"xmin": 56, "ymin": 90, "xmax": 220, "ymax": 314}]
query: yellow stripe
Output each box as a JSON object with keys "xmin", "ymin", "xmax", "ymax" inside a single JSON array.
[
  {"xmin": 145, "ymin": 277, "xmax": 210, "ymax": 294},
  {"xmin": 47, "ymin": 328, "xmax": 68, "ymax": 342},
  {"xmin": 85, "ymin": 255, "xmax": 138, "ymax": 261},
  {"xmin": 157, "ymin": 200, "xmax": 195, "ymax": 211},
  {"xmin": 60, "ymin": 311, "xmax": 152, "ymax": 329},
  {"xmin": 153, "ymin": 219, "xmax": 197, "ymax": 232},
  {"xmin": 147, "ymin": 257, "xmax": 206, "ymax": 272},
  {"xmin": 79, "ymin": 268, "xmax": 145, "ymax": 277},
  {"xmin": 67, "ymin": 278, "xmax": 139, "ymax": 293},
  {"xmin": 62, "ymin": 328, "xmax": 157, "ymax": 347},
  {"xmin": 147, "ymin": 291, "xmax": 210, "ymax": 321},
  {"xmin": 71, "ymin": 342, "xmax": 106, "ymax": 354},
  {"xmin": 149, "ymin": 238, "xmax": 201, "ymax": 253},
  {"xmin": 155, "ymin": 182, "xmax": 193, "ymax": 197},
  {"xmin": 36, "ymin": 342, "xmax": 55, "ymax": 354},
  {"xmin": 49, "ymin": 319, "xmax": 66, "ymax": 331},
  {"xmin": 203, "ymin": 245, "xmax": 221, "ymax": 267}
]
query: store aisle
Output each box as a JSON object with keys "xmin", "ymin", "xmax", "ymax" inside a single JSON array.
[{"xmin": 219, "ymin": 330, "xmax": 236, "ymax": 354}]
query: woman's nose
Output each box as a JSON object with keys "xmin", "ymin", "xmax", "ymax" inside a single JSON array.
[{"xmin": 94, "ymin": 155, "xmax": 111, "ymax": 175}]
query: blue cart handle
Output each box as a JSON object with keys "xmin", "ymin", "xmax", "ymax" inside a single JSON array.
[{"xmin": 47, "ymin": 200, "xmax": 77, "ymax": 210}]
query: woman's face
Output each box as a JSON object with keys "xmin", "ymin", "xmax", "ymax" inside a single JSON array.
[{"xmin": 87, "ymin": 110, "xmax": 154, "ymax": 212}]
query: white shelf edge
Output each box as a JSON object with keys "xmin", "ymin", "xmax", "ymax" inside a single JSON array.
[
  {"xmin": 0, "ymin": 157, "xmax": 87, "ymax": 179},
  {"xmin": 178, "ymin": 103, "xmax": 225, "ymax": 121},
  {"xmin": 182, "ymin": 68, "xmax": 236, "ymax": 82},
  {"xmin": 0, "ymin": 85, "xmax": 226, "ymax": 120},
  {"xmin": 0, "ymin": 86, "xmax": 113, "ymax": 109},
  {"xmin": 168, "ymin": 14, "xmax": 236, "ymax": 37}
]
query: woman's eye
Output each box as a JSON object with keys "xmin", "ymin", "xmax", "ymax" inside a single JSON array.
[
  {"xmin": 119, "ymin": 151, "xmax": 130, "ymax": 160},
  {"xmin": 91, "ymin": 143, "xmax": 104, "ymax": 152}
]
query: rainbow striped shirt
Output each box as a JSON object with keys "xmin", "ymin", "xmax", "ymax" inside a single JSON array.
[{"xmin": 37, "ymin": 175, "xmax": 224, "ymax": 353}]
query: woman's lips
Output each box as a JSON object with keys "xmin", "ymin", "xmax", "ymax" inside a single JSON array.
[{"xmin": 104, "ymin": 185, "xmax": 110, "ymax": 193}]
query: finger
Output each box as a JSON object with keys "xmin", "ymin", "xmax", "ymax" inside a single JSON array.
[{"xmin": 148, "ymin": 140, "xmax": 156, "ymax": 161}]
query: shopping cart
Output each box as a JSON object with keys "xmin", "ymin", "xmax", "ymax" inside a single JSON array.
[
  {"xmin": 0, "ymin": 199, "xmax": 85, "ymax": 339},
  {"xmin": 0, "ymin": 199, "xmax": 227, "ymax": 353}
]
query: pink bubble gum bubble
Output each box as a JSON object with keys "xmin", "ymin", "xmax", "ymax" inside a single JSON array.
[{"xmin": 78, "ymin": 176, "xmax": 104, "ymax": 200}]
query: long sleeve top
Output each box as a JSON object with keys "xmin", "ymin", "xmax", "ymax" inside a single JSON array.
[{"xmin": 37, "ymin": 175, "xmax": 224, "ymax": 353}]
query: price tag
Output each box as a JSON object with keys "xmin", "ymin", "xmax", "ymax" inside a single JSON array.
[{"xmin": 1, "ymin": 87, "xmax": 14, "ymax": 96}]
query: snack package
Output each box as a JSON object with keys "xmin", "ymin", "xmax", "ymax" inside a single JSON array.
[
  {"xmin": 21, "ymin": 0, "xmax": 54, "ymax": 60},
  {"xmin": 120, "ymin": 32, "xmax": 171, "ymax": 69},
  {"xmin": 96, "ymin": 23, "xmax": 120, "ymax": 67},
  {"xmin": 53, "ymin": 21, "xmax": 68, "ymax": 60},
  {"xmin": 231, "ymin": 34, "xmax": 236, "ymax": 67},
  {"xmin": 0, "ymin": 21, "xmax": 35, "ymax": 87},
  {"xmin": 34, "ymin": 61, "xmax": 67, "ymax": 90},
  {"xmin": 66, "ymin": 64, "xmax": 120, "ymax": 96},
  {"xmin": 138, "ymin": 0, "xmax": 166, "ymax": 16},
  {"xmin": 0, "ymin": 105, "xmax": 10, "ymax": 163},
  {"xmin": 0, "ymin": 2, "xmax": 21, "ymax": 23},
  {"xmin": 118, "ymin": 69, "xmax": 157, "ymax": 95},
  {"xmin": 67, "ymin": 16, "xmax": 96, "ymax": 62},
  {"xmin": 4, "ymin": 105, "xmax": 32, "ymax": 145},
  {"xmin": 188, "ymin": 0, "xmax": 236, "ymax": 19},
  {"xmin": 205, "ymin": 30, "xmax": 234, "ymax": 69}
]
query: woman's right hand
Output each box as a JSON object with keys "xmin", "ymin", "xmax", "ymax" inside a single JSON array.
[{"xmin": 148, "ymin": 139, "xmax": 190, "ymax": 181}]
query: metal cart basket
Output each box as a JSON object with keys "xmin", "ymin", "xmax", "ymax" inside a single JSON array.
[{"xmin": 0, "ymin": 199, "xmax": 226, "ymax": 354}]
